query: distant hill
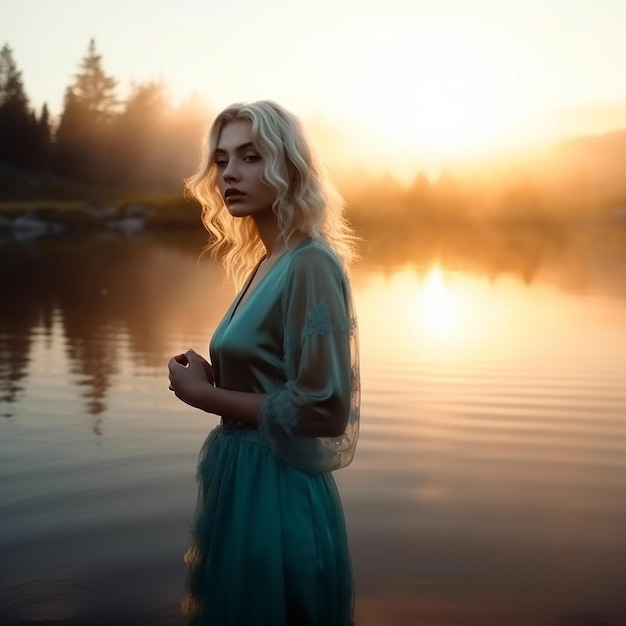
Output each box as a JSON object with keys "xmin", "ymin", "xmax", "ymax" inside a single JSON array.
[
  {"xmin": 536, "ymin": 129, "xmax": 626, "ymax": 209},
  {"xmin": 544, "ymin": 102, "xmax": 626, "ymax": 139}
]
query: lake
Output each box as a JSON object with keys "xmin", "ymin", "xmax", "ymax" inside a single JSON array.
[{"xmin": 1, "ymin": 228, "xmax": 626, "ymax": 626}]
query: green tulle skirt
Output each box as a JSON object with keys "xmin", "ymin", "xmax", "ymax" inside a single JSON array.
[{"xmin": 181, "ymin": 426, "xmax": 354, "ymax": 626}]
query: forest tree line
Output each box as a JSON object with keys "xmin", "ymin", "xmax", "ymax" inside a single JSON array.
[
  {"xmin": 1, "ymin": 39, "xmax": 626, "ymax": 224},
  {"xmin": 0, "ymin": 39, "xmax": 208, "ymax": 195}
]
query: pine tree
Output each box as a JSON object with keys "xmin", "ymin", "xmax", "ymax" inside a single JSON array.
[
  {"xmin": 108, "ymin": 81, "xmax": 164, "ymax": 188},
  {"xmin": 72, "ymin": 38, "xmax": 118, "ymax": 123},
  {"xmin": 54, "ymin": 86, "xmax": 87, "ymax": 178},
  {"xmin": 0, "ymin": 44, "xmax": 34, "ymax": 168},
  {"xmin": 54, "ymin": 39, "xmax": 118, "ymax": 183}
]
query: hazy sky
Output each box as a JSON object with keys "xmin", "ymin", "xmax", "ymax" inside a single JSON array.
[{"xmin": 4, "ymin": 0, "xmax": 626, "ymax": 172}]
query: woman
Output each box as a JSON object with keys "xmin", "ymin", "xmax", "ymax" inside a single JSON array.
[{"xmin": 168, "ymin": 101, "xmax": 360, "ymax": 626}]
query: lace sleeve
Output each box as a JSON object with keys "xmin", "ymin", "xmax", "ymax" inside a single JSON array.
[{"xmin": 258, "ymin": 242, "xmax": 360, "ymax": 474}]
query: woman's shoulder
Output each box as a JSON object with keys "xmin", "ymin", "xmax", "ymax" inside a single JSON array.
[{"xmin": 289, "ymin": 237, "xmax": 345, "ymax": 276}]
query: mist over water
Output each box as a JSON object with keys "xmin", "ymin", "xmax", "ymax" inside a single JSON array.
[{"xmin": 1, "ymin": 229, "xmax": 626, "ymax": 625}]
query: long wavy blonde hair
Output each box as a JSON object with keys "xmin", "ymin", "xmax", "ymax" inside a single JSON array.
[{"xmin": 185, "ymin": 101, "xmax": 357, "ymax": 286}]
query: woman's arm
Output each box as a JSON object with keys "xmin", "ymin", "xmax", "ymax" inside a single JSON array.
[
  {"xmin": 168, "ymin": 349, "xmax": 265, "ymax": 425},
  {"xmin": 258, "ymin": 247, "xmax": 356, "ymax": 436}
]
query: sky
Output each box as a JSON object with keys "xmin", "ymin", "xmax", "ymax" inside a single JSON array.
[{"xmin": 3, "ymin": 0, "xmax": 626, "ymax": 176}]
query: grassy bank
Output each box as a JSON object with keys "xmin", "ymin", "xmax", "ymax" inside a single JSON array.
[{"xmin": 0, "ymin": 195, "xmax": 202, "ymax": 230}]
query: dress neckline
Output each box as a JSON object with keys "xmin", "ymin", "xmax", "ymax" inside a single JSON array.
[{"xmin": 228, "ymin": 237, "xmax": 313, "ymax": 324}]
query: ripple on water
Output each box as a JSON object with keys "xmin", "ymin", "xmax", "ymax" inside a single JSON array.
[{"xmin": 0, "ymin": 578, "xmax": 99, "ymax": 625}]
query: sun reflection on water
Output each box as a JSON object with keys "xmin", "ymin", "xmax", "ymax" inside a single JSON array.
[
  {"xmin": 357, "ymin": 261, "xmax": 549, "ymax": 366},
  {"xmin": 414, "ymin": 265, "xmax": 460, "ymax": 340}
]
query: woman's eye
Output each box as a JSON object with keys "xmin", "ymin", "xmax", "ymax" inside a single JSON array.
[
  {"xmin": 243, "ymin": 154, "xmax": 261, "ymax": 163},
  {"xmin": 215, "ymin": 159, "xmax": 228, "ymax": 168}
]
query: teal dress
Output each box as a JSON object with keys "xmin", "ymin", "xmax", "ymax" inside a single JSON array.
[{"xmin": 182, "ymin": 238, "xmax": 360, "ymax": 626}]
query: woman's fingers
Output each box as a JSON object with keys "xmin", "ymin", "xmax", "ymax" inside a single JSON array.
[
  {"xmin": 168, "ymin": 350, "xmax": 213, "ymax": 394},
  {"xmin": 168, "ymin": 357, "xmax": 182, "ymax": 392},
  {"xmin": 185, "ymin": 350, "xmax": 214, "ymax": 378}
]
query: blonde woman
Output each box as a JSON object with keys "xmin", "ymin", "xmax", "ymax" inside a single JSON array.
[{"xmin": 168, "ymin": 101, "xmax": 360, "ymax": 626}]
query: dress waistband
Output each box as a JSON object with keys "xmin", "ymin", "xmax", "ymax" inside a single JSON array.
[{"xmin": 220, "ymin": 418, "xmax": 257, "ymax": 431}]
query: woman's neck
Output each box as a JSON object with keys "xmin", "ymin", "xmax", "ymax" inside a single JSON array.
[{"xmin": 252, "ymin": 211, "xmax": 307, "ymax": 260}]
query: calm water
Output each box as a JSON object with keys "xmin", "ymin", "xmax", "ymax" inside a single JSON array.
[{"xmin": 1, "ymin": 230, "xmax": 626, "ymax": 626}]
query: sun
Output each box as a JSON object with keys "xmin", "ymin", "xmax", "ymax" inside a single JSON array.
[{"xmin": 323, "ymin": 16, "xmax": 521, "ymax": 158}]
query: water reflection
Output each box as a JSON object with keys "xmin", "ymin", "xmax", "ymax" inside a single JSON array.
[
  {"xmin": 1, "ymin": 233, "xmax": 231, "ymax": 426},
  {"xmin": 2, "ymin": 227, "xmax": 626, "ymax": 424},
  {"xmin": 360, "ymin": 221, "xmax": 626, "ymax": 298}
]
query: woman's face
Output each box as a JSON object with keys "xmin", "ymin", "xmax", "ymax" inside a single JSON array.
[{"xmin": 214, "ymin": 119, "xmax": 278, "ymax": 219}]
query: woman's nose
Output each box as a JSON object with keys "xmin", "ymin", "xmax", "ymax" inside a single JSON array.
[{"xmin": 222, "ymin": 160, "xmax": 239, "ymax": 182}]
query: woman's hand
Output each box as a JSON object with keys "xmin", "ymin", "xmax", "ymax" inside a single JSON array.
[
  {"xmin": 168, "ymin": 348, "xmax": 214, "ymax": 408},
  {"xmin": 168, "ymin": 348, "xmax": 265, "ymax": 422}
]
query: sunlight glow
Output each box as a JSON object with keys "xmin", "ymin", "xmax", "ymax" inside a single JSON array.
[{"xmin": 324, "ymin": 17, "xmax": 521, "ymax": 157}]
